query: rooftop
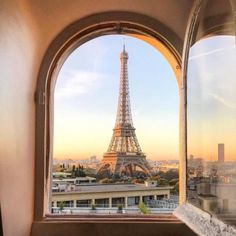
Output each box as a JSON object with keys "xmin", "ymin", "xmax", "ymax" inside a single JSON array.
[
  {"xmin": 52, "ymin": 183, "xmax": 173, "ymax": 195},
  {"xmin": 53, "ymin": 176, "xmax": 96, "ymax": 182}
]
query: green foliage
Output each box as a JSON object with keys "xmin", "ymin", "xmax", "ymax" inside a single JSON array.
[
  {"xmin": 126, "ymin": 179, "xmax": 132, "ymax": 184},
  {"xmin": 117, "ymin": 204, "xmax": 123, "ymax": 210},
  {"xmin": 159, "ymin": 170, "xmax": 179, "ymax": 181},
  {"xmin": 138, "ymin": 202, "xmax": 150, "ymax": 214},
  {"xmin": 53, "ymin": 164, "xmax": 65, "ymax": 172},
  {"xmin": 99, "ymin": 178, "xmax": 114, "ymax": 184},
  {"xmin": 147, "ymin": 176, "xmax": 160, "ymax": 181},
  {"xmin": 174, "ymin": 182, "xmax": 179, "ymax": 192},
  {"xmin": 170, "ymin": 181, "xmax": 179, "ymax": 194},
  {"xmin": 58, "ymin": 175, "xmax": 64, "ymax": 180},
  {"xmin": 169, "ymin": 178, "xmax": 179, "ymax": 186},
  {"xmin": 91, "ymin": 204, "xmax": 96, "ymax": 210},
  {"xmin": 132, "ymin": 178, "xmax": 145, "ymax": 184},
  {"xmin": 76, "ymin": 165, "xmax": 86, "ymax": 177},
  {"xmin": 112, "ymin": 173, "xmax": 121, "ymax": 181},
  {"xmin": 84, "ymin": 168, "xmax": 97, "ymax": 176},
  {"xmin": 147, "ymin": 170, "xmax": 179, "ymax": 186},
  {"xmin": 117, "ymin": 204, "xmax": 124, "ymax": 213},
  {"xmin": 58, "ymin": 201, "xmax": 64, "ymax": 211},
  {"xmin": 158, "ymin": 178, "xmax": 169, "ymax": 186},
  {"xmin": 71, "ymin": 164, "xmax": 86, "ymax": 177}
]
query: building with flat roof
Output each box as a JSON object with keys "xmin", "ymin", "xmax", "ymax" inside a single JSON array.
[
  {"xmin": 52, "ymin": 172, "xmax": 72, "ymax": 178},
  {"xmin": 51, "ymin": 182, "xmax": 173, "ymax": 210}
]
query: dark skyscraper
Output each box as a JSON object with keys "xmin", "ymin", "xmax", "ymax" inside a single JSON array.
[{"xmin": 218, "ymin": 143, "xmax": 224, "ymax": 163}]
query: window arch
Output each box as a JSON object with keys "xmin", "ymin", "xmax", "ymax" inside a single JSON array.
[{"xmin": 35, "ymin": 11, "xmax": 183, "ymax": 220}]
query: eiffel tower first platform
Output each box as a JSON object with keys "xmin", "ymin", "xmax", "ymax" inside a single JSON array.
[{"xmin": 97, "ymin": 46, "xmax": 153, "ymax": 177}]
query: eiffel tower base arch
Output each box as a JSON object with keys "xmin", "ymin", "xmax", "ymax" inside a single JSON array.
[{"xmin": 97, "ymin": 152, "xmax": 153, "ymax": 178}]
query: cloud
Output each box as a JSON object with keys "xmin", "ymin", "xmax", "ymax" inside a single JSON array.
[
  {"xmin": 189, "ymin": 46, "xmax": 234, "ymax": 61},
  {"xmin": 55, "ymin": 69, "xmax": 112, "ymax": 98},
  {"xmin": 208, "ymin": 93, "xmax": 236, "ymax": 109}
]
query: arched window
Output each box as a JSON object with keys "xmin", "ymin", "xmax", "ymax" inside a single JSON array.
[
  {"xmin": 34, "ymin": 12, "xmax": 183, "ymax": 220},
  {"xmin": 51, "ymin": 35, "xmax": 179, "ymax": 214}
]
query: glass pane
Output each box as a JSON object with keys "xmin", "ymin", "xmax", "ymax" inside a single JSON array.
[{"xmin": 187, "ymin": 0, "xmax": 236, "ymax": 226}]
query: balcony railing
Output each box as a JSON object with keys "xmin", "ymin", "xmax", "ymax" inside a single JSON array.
[{"xmin": 51, "ymin": 199, "xmax": 178, "ymax": 214}]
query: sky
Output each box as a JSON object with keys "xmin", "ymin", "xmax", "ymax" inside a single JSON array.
[
  {"xmin": 187, "ymin": 36, "xmax": 236, "ymax": 161},
  {"xmin": 53, "ymin": 35, "xmax": 179, "ymax": 161}
]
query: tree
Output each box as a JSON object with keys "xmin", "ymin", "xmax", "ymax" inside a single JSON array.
[
  {"xmin": 157, "ymin": 178, "xmax": 169, "ymax": 186},
  {"xmin": 58, "ymin": 201, "xmax": 64, "ymax": 212},
  {"xmin": 117, "ymin": 204, "xmax": 123, "ymax": 213},
  {"xmin": 147, "ymin": 175, "xmax": 160, "ymax": 181},
  {"xmin": 75, "ymin": 165, "xmax": 86, "ymax": 177},
  {"xmin": 169, "ymin": 178, "xmax": 179, "ymax": 186},
  {"xmin": 159, "ymin": 170, "xmax": 179, "ymax": 181},
  {"xmin": 80, "ymin": 165, "xmax": 86, "ymax": 177},
  {"xmin": 99, "ymin": 178, "xmax": 114, "ymax": 184},
  {"xmin": 91, "ymin": 203, "xmax": 96, "ymax": 211},
  {"xmin": 138, "ymin": 202, "xmax": 150, "ymax": 214}
]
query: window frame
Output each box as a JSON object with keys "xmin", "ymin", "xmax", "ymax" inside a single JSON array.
[
  {"xmin": 34, "ymin": 11, "xmax": 183, "ymax": 222},
  {"xmin": 173, "ymin": 0, "xmax": 236, "ymax": 235}
]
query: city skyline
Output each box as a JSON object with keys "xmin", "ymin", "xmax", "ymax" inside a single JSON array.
[{"xmin": 54, "ymin": 35, "xmax": 179, "ymax": 161}]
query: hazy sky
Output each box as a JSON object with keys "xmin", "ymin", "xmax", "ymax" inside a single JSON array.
[
  {"xmin": 53, "ymin": 35, "xmax": 179, "ymax": 161},
  {"xmin": 188, "ymin": 36, "xmax": 236, "ymax": 161}
]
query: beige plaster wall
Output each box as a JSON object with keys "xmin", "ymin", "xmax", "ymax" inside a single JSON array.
[
  {"xmin": 0, "ymin": 1, "xmax": 193, "ymax": 236},
  {"xmin": 17, "ymin": 0, "xmax": 193, "ymax": 55},
  {"xmin": 0, "ymin": 1, "xmax": 38, "ymax": 236}
]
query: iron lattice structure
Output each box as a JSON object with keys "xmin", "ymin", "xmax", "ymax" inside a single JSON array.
[{"xmin": 97, "ymin": 46, "xmax": 153, "ymax": 177}]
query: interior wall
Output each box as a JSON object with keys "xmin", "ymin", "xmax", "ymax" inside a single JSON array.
[
  {"xmin": 0, "ymin": 1, "xmax": 193, "ymax": 236},
  {"xmin": 0, "ymin": 1, "xmax": 37, "ymax": 236},
  {"xmin": 18, "ymin": 0, "xmax": 193, "ymax": 55}
]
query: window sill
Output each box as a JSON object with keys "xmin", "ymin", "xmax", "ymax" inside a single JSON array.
[
  {"xmin": 44, "ymin": 213, "xmax": 179, "ymax": 222},
  {"xmin": 31, "ymin": 214, "xmax": 197, "ymax": 236}
]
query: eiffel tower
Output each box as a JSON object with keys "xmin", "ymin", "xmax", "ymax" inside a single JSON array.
[{"xmin": 97, "ymin": 45, "xmax": 153, "ymax": 177}]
